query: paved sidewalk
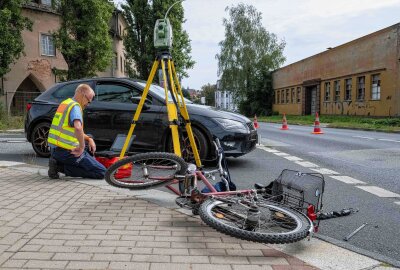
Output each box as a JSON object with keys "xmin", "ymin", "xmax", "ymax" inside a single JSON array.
[{"xmin": 0, "ymin": 163, "xmax": 396, "ymax": 270}]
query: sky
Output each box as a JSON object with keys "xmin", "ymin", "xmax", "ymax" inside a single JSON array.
[{"xmin": 115, "ymin": 0, "xmax": 400, "ymax": 90}]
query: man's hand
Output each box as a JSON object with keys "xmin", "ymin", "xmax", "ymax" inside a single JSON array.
[
  {"xmin": 87, "ymin": 137, "xmax": 96, "ymax": 154},
  {"xmin": 71, "ymin": 146, "xmax": 84, "ymax": 157}
]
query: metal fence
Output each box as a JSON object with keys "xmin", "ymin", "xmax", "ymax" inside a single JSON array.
[{"xmin": 5, "ymin": 91, "xmax": 42, "ymax": 116}]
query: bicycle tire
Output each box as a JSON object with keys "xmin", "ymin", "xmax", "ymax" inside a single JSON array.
[
  {"xmin": 199, "ymin": 197, "xmax": 311, "ymax": 244},
  {"xmin": 105, "ymin": 152, "xmax": 187, "ymax": 190}
]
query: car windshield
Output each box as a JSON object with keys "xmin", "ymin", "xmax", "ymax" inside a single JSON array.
[{"xmin": 136, "ymin": 82, "xmax": 193, "ymax": 104}]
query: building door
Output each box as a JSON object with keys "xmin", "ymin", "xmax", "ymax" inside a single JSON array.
[{"xmin": 304, "ymin": 85, "xmax": 317, "ymax": 115}]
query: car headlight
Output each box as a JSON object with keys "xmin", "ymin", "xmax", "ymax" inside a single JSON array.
[{"xmin": 213, "ymin": 118, "xmax": 248, "ymax": 132}]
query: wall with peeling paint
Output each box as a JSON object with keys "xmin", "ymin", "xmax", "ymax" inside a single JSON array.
[{"xmin": 272, "ymin": 23, "xmax": 400, "ymax": 117}]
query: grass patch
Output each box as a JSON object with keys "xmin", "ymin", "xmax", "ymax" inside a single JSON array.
[
  {"xmin": 258, "ymin": 115, "xmax": 400, "ymax": 133},
  {"xmin": 0, "ymin": 115, "xmax": 25, "ymax": 131}
]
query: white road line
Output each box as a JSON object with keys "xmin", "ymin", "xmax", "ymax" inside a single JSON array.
[
  {"xmin": 0, "ymin": 161, "xmax": 25, "ymax": 167},
  {"xmin": 377, "ymin": 139, "xmax": 400, "ymax": 143},
  {"xmin": 310, "ymin": 168, "xmax": 339, "ymax": 175},
  {"xmin": 395, "ymin": 202, "xmax": 400, "ymax": 205},
  {"xmin": 295, "ymin": 161, "xmax": 319, "ymax": 168},
  {"xmin": 283, "ymin": 156, "xmax": 303, "ymax": 161},
  {"xmin": 356, "ymin": 186, "xmax": 400, "ymax": 198},
  {"xmin": 273, "ymin": 152, "xmax": 289, "ymax": 156},
  {"xmin": 330, "ymin": 175, "xmax": 366, "ymax": 185},
  {"xmin": 257, "ymin": 146, "xmax": 279, "ymax": 153},
  {"xmin": 352, "ymin": 136, "xmax": 375, "ymax": 140}
]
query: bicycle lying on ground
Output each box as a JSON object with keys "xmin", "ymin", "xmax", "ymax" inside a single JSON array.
[{"xmin": 105, "ymin": 139, "xmax": 325, "ymax": 244}]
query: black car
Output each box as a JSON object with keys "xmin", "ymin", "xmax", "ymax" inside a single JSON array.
[{"xmin": 25, "ymin": 77, "xmax": 257, "ymax": 161}]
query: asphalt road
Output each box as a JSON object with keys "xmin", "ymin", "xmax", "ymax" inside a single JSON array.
[{"xmin": 0, "ymin": 127, "xmax": 399, "ymax": 266}]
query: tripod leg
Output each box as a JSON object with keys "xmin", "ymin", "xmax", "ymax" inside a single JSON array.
[
  {"xmin": 167, "ymin": 59, "xmax": 181, "ymax": 107},
  {"xmin": 119, "ymin": 59, "xmax": 159, "ymax": 158},
  {"xmin": 161, "ymin": 59, "xmax": 182, "ymax": 157},
  {"xmin": 170, "ymin": 61, "xmax": 202, "ymax": 167}
]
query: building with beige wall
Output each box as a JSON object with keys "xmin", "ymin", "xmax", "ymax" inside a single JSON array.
[
  {"xmin": 272, "ymin": 23, "xmax": 400, "ymax": 117},
  {"xmin": 0, "ymin": 1, "xmax": 130, "ymax": 115}
]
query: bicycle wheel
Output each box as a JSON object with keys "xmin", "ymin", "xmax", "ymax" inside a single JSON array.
[
  {"xmin": 199, "ymin": 196, "xmax": 311, "ymax": 244},
  {"xmin": 105, "ymin": 152, "xmax": 187, "ymax": 190}
]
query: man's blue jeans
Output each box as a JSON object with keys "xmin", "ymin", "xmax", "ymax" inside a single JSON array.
[{"xmin": 51, "ymin": 147, "xmax": 106, "ymax": 179}]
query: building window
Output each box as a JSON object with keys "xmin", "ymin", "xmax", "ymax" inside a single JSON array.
[
  {"xmin": 345, "ymin": 78, "xmax": 352, "ymax": 101},
  {"xmin": 296, "ymin": 87, "xmax": 301, "ymax": 103},
  {"xmin": 357, "ymin": 76, "xmax": 365, "ymax": 101},
  {"xmin": 334, "ymin": 80, "xmax": 340, "ymax": 102},
  {"xmin": 286, "ymin": 89, "xmax": 289, "ymax": 103},
  {"xmin": 371, "ymin": 74, "xmax": 380, "ymax": 100},
  {"xmin": 277, "ymin": 91, "xmax": 280, "ymax": 104},
  {"xmin": 281, "ymin": 91, "xmax": 284, "ymax": 104},
  {"xmin": 40, "ymin": 34, "xmax": 55, "ymax": 56},
  {"xmin": 120, "ymin": 56, "xmax": 123, "ymax": 73},
  {"xmin": 291, "ymin": 88, "xmax": 295, "ymax": 104},
  {"xmin": 324, "ymin": 82, "xmax": 331, "ymax": 101}
]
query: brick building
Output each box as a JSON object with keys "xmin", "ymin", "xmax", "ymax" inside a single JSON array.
[
  {"xmin": 272, "ymin": 23, "xmax": 400, "ymax": 117},
  {"xmin": 0, "ymin": 1, "xmax": 130, "ymax": 115}
]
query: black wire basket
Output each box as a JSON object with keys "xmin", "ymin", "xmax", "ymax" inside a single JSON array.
[{"xmin": 264, "ymin": 169, "xmax": 325, "ymax": 215}]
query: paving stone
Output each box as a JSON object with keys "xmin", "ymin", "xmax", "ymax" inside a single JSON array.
[
  {"xmin": 171, "ymin": 255, "xmax": 210, "ymax": 263},
  {"xmin": 2, "ymin": 259, "xmax": 27, "ymax": 268},
  {"xmin": 109, "ymin": 262, "xmax": 149, "ymax": 270},
  {"xmin": 66, "ymin": 261, "xmax": 109, "ymax": 269},
  {"xmin": 91, "ymin": 253, "xmax": 132, "ymax": 261},
  {"xmin": 210, "ymin": 256, "xmax": 250, "ymax": 264},
  {"xmin": 53, "ymin": 252, "xmax": 92, "ymax": 260},
  {"xmin": 131, "ymin": 254, "xmax": 170, "ymax": 262},
  {"xmin": 150, "ymin": 263, "xmax": 191, "ymax": 270},
  {"xmin": 233, "ymin": 265, "xmax": 273, "ymax": 270},
  {"xmin": 12, "ymin": 252, "xmax": 54, "ymax": 260},
  {"xmin": 24, "ymin": 260, "xmax": 68, "ymax": 269}
]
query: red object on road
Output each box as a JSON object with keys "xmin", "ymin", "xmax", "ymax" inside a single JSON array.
[
  {"xmin": 95, "ymin": 156, "xmax": 132, "ymax": 179},
  {"xmin": 280, "ymin": 113, "xmax": 289, "ymax": 130},
  {"xmin": 312, "ymin": 112, "xmax": 324, "ymax": 134},
  {"xmin": 253, "ymin": 115, "xmax": 259, "ymax": 129}
]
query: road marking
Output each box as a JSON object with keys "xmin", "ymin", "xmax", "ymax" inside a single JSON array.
[
  {"xmin": 377, "ymin": 139, "xmax": 400, "ymax": 143},
  {"xmin": 310, "ymin": 168, "xmax": 339, "ymax": 175},
  {"xmin": 273, "ymin": 152, "xmax": 289, "ymax": 156},
  {"xmin": 356, "ymin": 186, "xmax": 400, "ymax": 198},
  {"xmin": 256, "ymin": 146, "xmax": 279, "ymax": 153},
  {"xmin": 330, "ymin": 175, "xmax": 366, "ymax": 184},
  {"xmin": 295, "ymin": 161, "xmax": 319, "ymax": 168},
  {"xmin": 283, "ymin": 156, "xmax": 303, "ymax": 161},
  {"xmin": 0, "ymin": 161, "xmax": 25, "ymax": 167},
  {"xmin": 395, "ymin": 202, "xmax": 400, "ymax": 206},
  {"xmin": 352, "ymin": 136, "xmax": 375, "ymax": 140}
]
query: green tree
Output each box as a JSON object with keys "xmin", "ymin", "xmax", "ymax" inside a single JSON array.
[
  {"xmin": 53, "ymin": 0, "xmax": 114, "ymax": 80},
  {"xmin": 201, "ymin": 83, "xmax": 216, "ymax": 106},
  {"xmin": 0, "ymin": 0, "xmax": 32, "ymax": 78},
  {"xmin": 182, "ymin": 88, "xmax": 191, "ymax": 100},
  {"xmin": 122, "ymin": 0, "xmax": 194, "ymax": 80},
  {"xmin": 216, "ymin": 4, "xmax": 285, "ymax": 115}
]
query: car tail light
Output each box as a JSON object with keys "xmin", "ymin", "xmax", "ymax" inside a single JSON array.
[{"xmin": 26, "ymin": 103, "xmax": 32, "ymax": 111}]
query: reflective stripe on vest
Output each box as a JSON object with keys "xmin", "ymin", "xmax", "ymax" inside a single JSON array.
[{"xmin": 48, "ymin": 98, "xmax": 82, "ymax": 150}]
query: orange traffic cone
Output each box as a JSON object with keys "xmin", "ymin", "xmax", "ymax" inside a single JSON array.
[
  {"xmin": 280, "ymin": 113, "xmax": 289, "ymax": 130},
  {"xmin": 312, "ymin": 112, "xmax": 324, "ymax": 134},
  {"xmin": 253, "ymin": 115, "xmax": 259, "ymax": 129}
]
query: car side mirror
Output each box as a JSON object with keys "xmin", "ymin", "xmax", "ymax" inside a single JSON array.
[{"xmin": 130, "ymin": 96, "xmax": 152, "ymax": 109}]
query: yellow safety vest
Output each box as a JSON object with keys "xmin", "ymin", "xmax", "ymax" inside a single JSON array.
[{"xmin": 48, "ymin": 98, "xmax": 83, "ymax": 150}]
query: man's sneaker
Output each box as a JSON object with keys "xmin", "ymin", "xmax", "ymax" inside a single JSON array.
[{"xmin": 48, "ymin": 157, "xmax": 59, "ymax": 179}]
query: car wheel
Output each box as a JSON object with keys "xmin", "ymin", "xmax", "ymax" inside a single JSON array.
[
  {"xmin": 31, "ymin": 122, "xmax": 51, "ymax": 157},
  {"xmin": 167, "ymin": 127, "xmax": 209, "ymax": 162}
]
